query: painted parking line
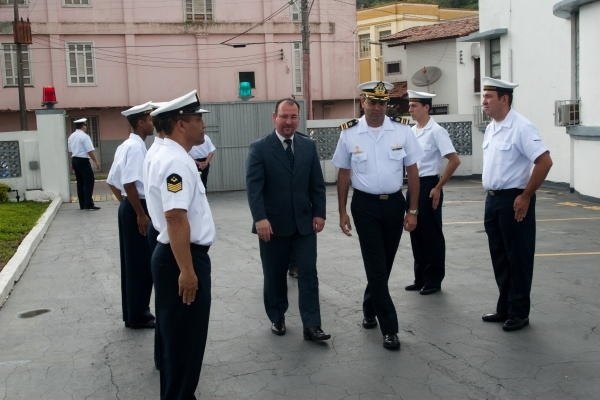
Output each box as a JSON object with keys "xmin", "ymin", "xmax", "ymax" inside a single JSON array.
[
  {"xmin": 535, "ymin": 251, "xmax": 600, "ymax": 257},
  {"xmin": 444, "ymin": 216, "xmax": 600, "ymax": 225}
]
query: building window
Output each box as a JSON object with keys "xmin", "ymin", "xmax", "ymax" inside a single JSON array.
[
  {"xmin": 185, "ymin": 0, "xmax": 213, "ymax": 22},
  {"xmin": 2, "ymin": 43, "xmax": 32, "ymax": 87},
  {"xmin": 290, "ymin": 0, "xmax": 300, "ymax": 22},
  {"xmin": 63, "ymin": 0, "xmax": 89, "ymax": 5},
  {"xmin": 489, "ymin": 38, "xmax": 501, "ymax": 79},
  {"xmin": 238, "ymin": 71, "xmax": 255, "ymax": 89},
  {"xmin": 71, "ymin": 116, "xmax": 99, "ymax": 148},
  {"xmin": 67, "ymin": 42, "xmax": 95, "ymax": 85},
  {"xmin": 378, "ymin": 30, "xmax": 391, "ymax": 41},
  {"xmin": 292, "ymin": 42, "xmax": 302, "ymax": 94},
  {"xmin": 0, "ymin": 0, "xmax": 27, "ymax": 5},
  {"xmin": 359, "ymin": 34, "xmax": 370, "ymax": 58},
  {"xmin": 385, "ymin": 61, "xmax": 401, "ymax": 75}
]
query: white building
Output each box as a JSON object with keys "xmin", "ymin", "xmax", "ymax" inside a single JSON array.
[{"xmin": 460, "ymin": 0, "xmax": 600, "ymax": 200}]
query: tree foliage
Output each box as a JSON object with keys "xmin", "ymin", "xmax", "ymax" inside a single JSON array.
[{"xmin": 357, "ymin": 0, "xmax": 478, "ymax": 10}]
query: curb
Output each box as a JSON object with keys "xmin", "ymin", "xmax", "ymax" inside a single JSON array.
[{"xmin": 0, "ymin": 197, "xmax": 62, "ymax": 309}]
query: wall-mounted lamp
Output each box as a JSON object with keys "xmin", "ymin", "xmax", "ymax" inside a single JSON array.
[{"xmin": 42, "ymin": 86, "xmax": 57, "ymax": 108}]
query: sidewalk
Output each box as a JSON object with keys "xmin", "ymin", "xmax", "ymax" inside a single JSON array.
[{"xmin": 1, "ymin": 180, "xmax": 599, "ymax": 399}]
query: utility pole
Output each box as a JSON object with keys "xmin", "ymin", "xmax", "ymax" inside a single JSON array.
[
  {"xmin": 13, "ymin": 0, "xmax": 29, "ymax": 130},
  {"xmin": 301, "ymin": 0, "xmax": 312, "ymax": 119}
]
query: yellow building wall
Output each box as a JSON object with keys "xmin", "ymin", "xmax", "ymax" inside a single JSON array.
[{"xmin": 356, "ymin": 3, "xmax": 478, "ymax": 83}]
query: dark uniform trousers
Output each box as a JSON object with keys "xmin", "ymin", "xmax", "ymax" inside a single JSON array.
[
  {"xmin": 484, "ymin": 189, "xmax": 536, "ymax": 319},
  {"xmin": 351, "ymin": 189, "xmax": 406, "ymax": 335},
  {"xmin": 259, "ymin": 232, "xmax": 321, "ymax": 328},
  {"xmin": 407, "ymin": 175, "xmax": 445, "ymax": 288},
  {"xmin": 71, "ymin": 156, "xmax": 95, "ymax": 209},
  {"xmin": 194, "ymin": 158, "xmax": 210, "ymax": 190},
  {"xmin": 118, "ymin": 198, "xmax": 153, "ymax": 324},
  {"xmin": 147, "ymin": 224, "xmax": 161, "ymax": 371},
  {"xmin": 152, "ymin": 243, "xmax": 211, "ymax": 400}
]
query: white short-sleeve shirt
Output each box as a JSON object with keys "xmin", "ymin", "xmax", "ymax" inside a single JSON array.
[
  {"xmin": 145, "ymin": 138, "xmax": 215, "ymax": 246},
  {"xmin": 107, "ymin": 143, "xmax": 126, "ymax": 194},
  {"xmin": 332, "ymin": 116, "xmax": 424, "ymax": 194},
  {"xmin": 412, "ymin": 117, "xmax": 457, "ymax": 177},
  {"xmin": 106, "ymin": 133, "xmax": 147, "ymax": 197},
  {"xmin": 67, "ymin": 130, "xmax": 94, "ymax": 158},
  {"xmin": 189, "ymin": 134, "xmax": 216, "ymax": 159},
  {"xmin": 482, "ymin": 109, "xmax": 548, "ymax": 190}
]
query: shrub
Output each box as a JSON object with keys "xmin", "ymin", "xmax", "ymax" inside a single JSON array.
[{"xmin": 0, "ymin": 182, "xmax": 10, "ymax": 203}]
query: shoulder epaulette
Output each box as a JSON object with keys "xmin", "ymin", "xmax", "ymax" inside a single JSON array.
[
  {"xmin": 389, "ymin": 116, "xmax": 411, "ymax": 125},
  {"xmin": 339, "ymin": 118, "xmax": 358, "ymax": 130}
]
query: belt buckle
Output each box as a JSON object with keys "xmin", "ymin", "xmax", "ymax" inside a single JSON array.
[
  {"xmin": 487, "ymin": 190, "xmax": 496, "ymax": 196},
  {"xmin": 379, "ymin": 194, "xmax": 389, "ymax": 200}
]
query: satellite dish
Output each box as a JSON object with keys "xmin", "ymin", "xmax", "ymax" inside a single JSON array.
[{"xmin": 411, "ymin": 66, "xmax": 442, "ymax": 87}]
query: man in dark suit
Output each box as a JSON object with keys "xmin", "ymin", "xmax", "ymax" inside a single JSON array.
[{"xmin": 246, "ymin": 98, "xmax": 330, "ymax": 342}]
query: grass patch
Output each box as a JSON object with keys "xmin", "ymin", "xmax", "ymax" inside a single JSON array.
[{"xmin": 0, "ymin": 201, "xmax": 49, "ymax": 272}]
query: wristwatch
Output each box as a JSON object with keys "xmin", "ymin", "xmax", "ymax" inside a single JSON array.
[{"xmin": 408, "ymin": 209, "xmax": 418, "ymax": 216}]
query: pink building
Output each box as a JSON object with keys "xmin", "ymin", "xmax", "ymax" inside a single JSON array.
[{"xmin": 0, "ymin": 0, "xmax": 357, "ymax": 167}]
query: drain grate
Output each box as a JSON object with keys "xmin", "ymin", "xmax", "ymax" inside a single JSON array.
[{"xmin": 18, "ymin": 309, "xmax": 51, "ymax": 318}]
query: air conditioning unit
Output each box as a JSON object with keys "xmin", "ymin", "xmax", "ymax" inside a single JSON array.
[
  {"xmin": 473, "ymin": 105, "xmax": 491, "ymax": 131},
  {"xmin": 555, "ymin": 100, "xmax": 580, "ymax": 127}
]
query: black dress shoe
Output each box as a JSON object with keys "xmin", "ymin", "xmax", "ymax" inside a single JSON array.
[
  {"xmin": 87, "ymin": 206, "xmax": 101, "ymax": 210},
  {"xmin": 362, "ymin": 316, "xmax": 377, "ymax": 329},
  {"xmin": 419, "ymin": 286, "xmax": 441, "ymax": 295},
  {"xmin": 303, "ymin": 327, "xmax": 331, "ymax": 341},
  {"xmin": 271, "ymin": 320, "xmax": 286, "ymax": 336},
  {"xmin": 126, "ymin": 319, "xmax": 156, "ymax": 329},
  {"xmin": 383, "ymin": 333, "xmax": 400, "ymax": 350},
  {"xmin": 288, "ymin": 265, "xmax": 298, "ymax": 279},
  {"xmin": 405, "ymin": 283, "xmax": 422, "ymax": 291},
  {"xmin": 481, "ymin": 313, "xmax": 507, "ymax": 323},
  {"xmin": 502, "ymin": 317, "xmax": 529, "ymax": 332}
]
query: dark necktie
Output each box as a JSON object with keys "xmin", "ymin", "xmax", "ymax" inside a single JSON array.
[{"xmin": 284, "ymin": 138, "xmax": 294, "ymax": 168}]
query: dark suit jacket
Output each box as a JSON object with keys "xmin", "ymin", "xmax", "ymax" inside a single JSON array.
[{"xmin": 246, "ymin": 131, "xmax": 326, "ymax": 237}]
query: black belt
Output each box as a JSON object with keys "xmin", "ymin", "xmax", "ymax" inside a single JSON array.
[
  {"xmin": 353, "ymin": 188, "xmax": 402, "ymax": 201},
  {"xmin": 487, "ymin": 188, "xmax": 524, "ymax": 197},
  {"xmin": 191, "ymin": 243, "xmax": 210, "ymax": 252},
  {"xmin": 157, "ymin": 242, "xmax": 210, "ymax": 253},
  {"xmin": 420, "ymin": 175, "xmax": 439, "ymax": 181},
  {"xmin": 194, "ymin": 157, "xmax": 208, "ymax": 162}
]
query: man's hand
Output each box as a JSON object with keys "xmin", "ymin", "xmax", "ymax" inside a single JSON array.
[
  {"xmin": 430, "ymin": 187, "xmax": 441, "ymax": 210},
  {"xmin": 313, "ymin": 217, "xmax": 325, "ymax": 233},
  {"xmin": 178, "ymin": 270, "xmax": 198, "ymax": 305},
  {"xmin": 255, "ymin": 219, "xmax": 274, "ymax": 242},
  {"xmin": 513, "ymin": 193, "xmax": 531, "ymax": 222},
  {"xmin": 404, "ymin": 213, "xmax": 417, "ymax": 232},
  {"xmin": 137, "ymin": 214, "xmax": 150, "ymax": 236},
  {"xmin": 339, "ymin": 212, "xmax": 353, "ymax": 236},
  {"xmin": 195, "ymin": 160, "xmax": 209, "ymax": 171}
]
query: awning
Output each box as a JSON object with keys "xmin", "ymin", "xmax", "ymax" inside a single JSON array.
[
  {"xmin": 458, "ymin": 28, "xmax": 507, "ymax": 42},
  {"xmin": 553, "ymin": 0, "xmax": 599, "ymax": 19}
]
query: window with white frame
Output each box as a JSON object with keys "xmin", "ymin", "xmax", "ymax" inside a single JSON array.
[
  {"xmin": 292, "ymin": 42, "xmax": 302, "ymax": 94},
  {"xmin": 489, "ymin": 38, "xmax": 501, "ymax": 79},
  {"xmin": 2, "ymin": 43, "xmax": 32, "ymax": 87},
  {"xmin": 0, "ymin": 0, "xmax": 27, "ymax": 5},
  {"xmin": 359, "ymin": 34, "xmax": 370, "ymax": 58},
  {"xmin": 290, "ymin": 0, "xmax": 300, "ymax": 22},
  {"xmin": 185, "ymin": 0, "xmax": 213, "ymax": 21},
  {"xmin": 63, "ymin": 0, "xmax": 89, "ymax": 5},
  {"xmin": 378, "ymin": 30, "xmax": 391, "ymax": 41},
  {"xmin": 67, "ymin": 42, "xmax": 95, "ymax": 85}
]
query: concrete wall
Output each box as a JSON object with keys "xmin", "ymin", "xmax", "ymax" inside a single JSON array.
[{"xmin": 0, "ymin": 110, "xmax": 69, "ymax": 201}]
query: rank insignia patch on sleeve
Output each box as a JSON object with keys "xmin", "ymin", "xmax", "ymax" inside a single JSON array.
[{"xmin": 166, "ymin": 173, "xmax": 183, "ymax": 193}]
